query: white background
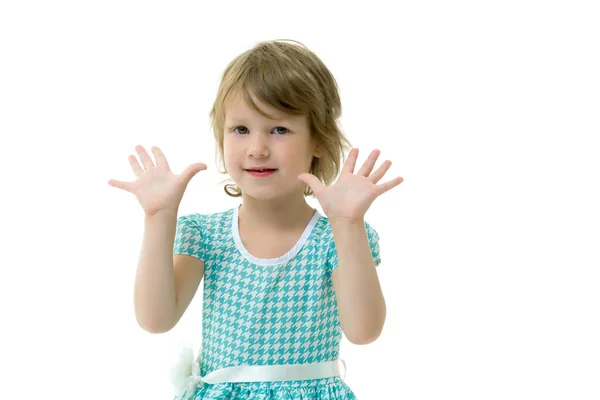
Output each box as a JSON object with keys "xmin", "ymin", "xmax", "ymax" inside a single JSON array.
[{"xmin": 1, "ymin": 1, "xmax": 599, "ymax": 399}]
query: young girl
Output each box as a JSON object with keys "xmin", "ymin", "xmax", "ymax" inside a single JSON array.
[{"xmin": 108, "ymin": 39, "xmax": 403, "ymax": 400}]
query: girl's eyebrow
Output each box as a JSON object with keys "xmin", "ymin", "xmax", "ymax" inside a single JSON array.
[{"xmin": 226, "ymin": 117, "xmax": 290, "ymax": 124}]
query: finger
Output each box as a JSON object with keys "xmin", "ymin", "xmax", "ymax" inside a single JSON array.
[
  {"xmin": 136, "ymin": 145, "xmax": 155, "ymax": 170},
  {"xmin": 357, "ymin": 149, "xmax": 381, "ymax": 177},
  {"xmin": 375, "ymin": 176, "xmax": 404, "ymax": 196},
  {"xmin": 369, "ymin": 159, "xmax": 391, "ymax": 184},
  {"xmin": 298, "ymin": 173, "xmax": 324, "ymax": 194},
  {"xmin": 107, "ymin": 179, "xmax": 133, "ymax": 192},
  {"xmin": 128, "ymin": 154, "xmax": 144, "ymax": 177},
  {"xmin": 342, "ymin": 148, "xmax": 359, "ymax": 175},
  {"xmin": 179, "ymin": 163, "xmax": 208, "ymax": 185},
  {"xmin": 151, "ymin": 146, "xmax": 170, "ymax": 170}
]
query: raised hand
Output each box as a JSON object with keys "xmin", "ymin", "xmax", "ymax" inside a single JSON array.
[
  {"xmin": 298, "ymin": 148, "xmax": 403, "ymax": 222},
  {"xmin": 108, "ymin": 145, "xmax": 207, "ymax": 216}
]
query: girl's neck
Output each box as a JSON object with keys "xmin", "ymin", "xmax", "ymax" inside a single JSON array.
[{"xmin": 238, "ymin": 194, "xmax": 315, "ymax": 232}]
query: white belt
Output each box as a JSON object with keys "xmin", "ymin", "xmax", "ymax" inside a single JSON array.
[{"xmin": 170, "ymin": 346, "xmax": 347, "ymax": 400}]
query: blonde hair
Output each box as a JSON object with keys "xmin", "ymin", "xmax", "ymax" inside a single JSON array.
[{"xmin": 208, "ymin": 39, "xmax": 352, "ymax": 197}]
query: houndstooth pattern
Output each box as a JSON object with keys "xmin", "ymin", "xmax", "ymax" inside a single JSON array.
[{"xmin": 171, "ymin": 206, "xmax": 381, "ymax": 399}]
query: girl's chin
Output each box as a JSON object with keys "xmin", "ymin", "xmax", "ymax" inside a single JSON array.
[{"xmin": 238, "ymin": 185, "xmax": 304, "ymax": 200}]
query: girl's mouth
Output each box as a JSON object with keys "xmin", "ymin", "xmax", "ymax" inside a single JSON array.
[{"xmin": 245, "ymin": 169, "xmax": 277, "ymax": 178}]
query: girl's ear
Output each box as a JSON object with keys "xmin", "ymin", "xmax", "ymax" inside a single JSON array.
[{"xmin": 313, "ymin": 142, "xmax": 323, "ymax": 158}]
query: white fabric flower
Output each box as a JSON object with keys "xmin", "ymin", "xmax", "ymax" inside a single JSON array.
[{"xmin": 170, "ymin": 345, "xmax": 203, "ymax": 400}]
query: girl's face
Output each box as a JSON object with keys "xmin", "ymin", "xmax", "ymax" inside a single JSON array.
[{"xmin": 223, "ymin": 92, "xmax": 320, "ymax": 200}]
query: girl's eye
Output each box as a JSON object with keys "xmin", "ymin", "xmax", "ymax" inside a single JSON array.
[
  {"xmin": 232, "ymin": 126, "xmax": 288, "ymax": 135},
  {"xmin": 233, "ymin": 126, "xmax": 248, "ymax": 135}
]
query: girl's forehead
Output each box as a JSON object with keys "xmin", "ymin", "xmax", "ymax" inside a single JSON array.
[{"xmin": 225, "ymin": 93, "xmax": 303, "ymax": 123}]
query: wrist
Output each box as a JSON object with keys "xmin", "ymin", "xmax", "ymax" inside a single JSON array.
[
  {"xmin": 145, "ymin": 208, "xmax": 178, "ymax": 220},
  {"xmin": 329, "ymin": 216, "xmax": 365, "ymax": 228}
]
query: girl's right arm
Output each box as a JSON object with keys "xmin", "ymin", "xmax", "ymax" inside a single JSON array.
[
  {"xmin": 108, "ymin": 145, "xmax": 207, "ymax": 333},
  {"xmin": 133, "ymin": 209, "xmax": 178, "ymax": 333},
  {"xmin": 134, "ymin": 209, "xmax": 206, "ymax": 333}
]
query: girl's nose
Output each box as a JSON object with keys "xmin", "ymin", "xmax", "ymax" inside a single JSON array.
[{"xmin": 247, "ymin": 133, "xmax": 270, "ymax": 158}]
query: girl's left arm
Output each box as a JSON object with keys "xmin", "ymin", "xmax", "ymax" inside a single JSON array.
[
  {"xmin": 298, "ymin": 147, "xmax": 403, "ymax": 344},
  {"xmin": 330, "ymin": 218, "xmax": 385, "ymax": 345}
]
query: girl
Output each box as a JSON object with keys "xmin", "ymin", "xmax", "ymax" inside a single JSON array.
[{"xmin": 108, "ymin": 39, "xmax": 403, "ymax": 400}]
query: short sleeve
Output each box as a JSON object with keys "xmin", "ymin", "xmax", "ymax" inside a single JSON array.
[
  {"xmin": 326, "ymin": 220, "xmax": 381, "ymax": 273},
  {"xmin": 173, "ymin": 214, "xmax": 205, "ymax": 261}
]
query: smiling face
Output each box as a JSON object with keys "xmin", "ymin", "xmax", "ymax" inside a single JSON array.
[{"xmin": 223, "ymin": 91, "xmax": 321, "ymax": 200}]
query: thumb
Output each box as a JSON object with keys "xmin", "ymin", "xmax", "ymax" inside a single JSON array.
[
  {"xmin": 298, "ymin": 173, "xmax": 322, "ymax": 193},
  {"xmin": 179, "ymin": 163, "xmax": 207, "ymax": 185}
]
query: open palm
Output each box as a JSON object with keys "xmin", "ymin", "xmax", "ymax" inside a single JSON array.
[
  {"xmin": 108, "ymin": 145, "xmax": 207, "ymax": 216},
  {"xmin": 298, "ymin": 148, "xmax": 404, "ymax": 222}
]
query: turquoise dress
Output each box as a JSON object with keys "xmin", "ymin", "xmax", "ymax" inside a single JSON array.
[{"xmin": 172, "ymin": 205, "xmax": 381, "ymax": 399}]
